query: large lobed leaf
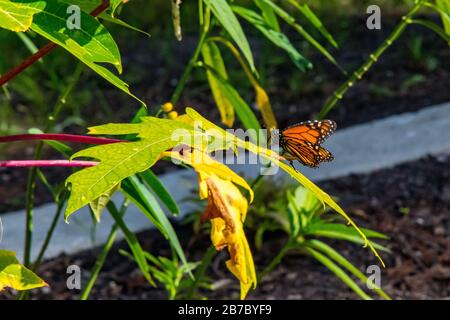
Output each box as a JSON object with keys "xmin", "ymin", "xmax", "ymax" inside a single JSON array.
[
  {"xmin": 0, "ymin": 0, "xmax": 142, "ymax": 103},
  {"xmin": 65, "ymin": 117, "xmax": 194, "ymax": 219}
]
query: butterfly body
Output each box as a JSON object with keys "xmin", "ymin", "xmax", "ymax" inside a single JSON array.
[{"xmin": 278, "ymin": 119, "xmax": 337, "ymax": 168}]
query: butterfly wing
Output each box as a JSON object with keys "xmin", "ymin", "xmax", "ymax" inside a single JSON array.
[
  {"xmin": 280, "ymin": 120, "xmax": 336, "ymax": 167},
  {"xmin": 281, "ymin": 139, "xmax": 319, "ymax": 168}
]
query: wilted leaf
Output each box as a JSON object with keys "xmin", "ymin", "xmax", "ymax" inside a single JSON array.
[{"xmin": 201, "ymin": 174, "xmax": 256, "ymax": 300}]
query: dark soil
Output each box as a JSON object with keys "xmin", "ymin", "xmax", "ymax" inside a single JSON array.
[{"xmin": 2, "ymin": 154, "xmax": 448, "ymax": 300}]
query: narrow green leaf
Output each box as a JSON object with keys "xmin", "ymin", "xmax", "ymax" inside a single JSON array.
[
  {"xmin": 201, "ymin": 63, "xmax": 261, "ymax": 142},
  {"xmin": 232, "ymin": 5, "xmax": 312, "ymax": 71},
  {"xmin": 435, "ymin": 0, "xmax": 450, "ymax": 36},
  {"xmin": 138, "ymin": 170, "xmax": 180, "ymax": 215},
  {"xmin": 106, "ymin": 201, "xmax": 155, "ymax": 286},
  {"xmin": 203, "ymin": 0, "xmax": 256, "ymax": 72},
  {"xmin": 304, "ymin": 246, "xmax": 372, "ymax": 300},
  {"xmin": 411, "ymin": 18, "xmax": 450, "ymax": 45},
  {"xmin": 254, "ymin": 0, "xmax": 280, "ymax": 31},
  {"xmin": 256, "ymin": 0, "xmax": 342, "ymax": 71},
  {"xmin": 122, "ymin": 176, "xmax": 190, "ymax": 275},
  {"xmin": 287, "ymin": 0, "xmax": 338, "ymax": 48},
  {"xmin": 306, "ymin": 239, "xmax": 391, "ymax": 300}
]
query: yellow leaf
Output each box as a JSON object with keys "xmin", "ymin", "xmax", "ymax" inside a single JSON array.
[
  {"xmin": 255, "ymin": 85, "xmax": 278, "ymax": 131},
  {"xmin": 166, "ymin": 149, "xmax": 254, "ymax": 202},
  {"xmin": 201, "ymin": 175, "xmax": 256, "ymax": 299},
  {"xmin": 0, "ymin": 250, "xmax": 47, "ymax": 291}
]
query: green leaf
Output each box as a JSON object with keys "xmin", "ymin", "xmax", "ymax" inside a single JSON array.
[
  {"xmin": 1, "ymin": 0, "xmax": 143, "ymax": 104},
  {"xmin": 287, "ymin": 0, "xmax": 338, "ymax": 48},
  {"xmin": 304, "ymin": 246, "xmax": 372, "ymax": 300},
  {"xmin": 306, "ymin": 239, "xmax": 391, "ymax": 300},
  {"xmin": 436, "ymin": 0, "xmax": 450, "ymax": 36},
  {"xmin": 0, "ymin": 0, "xmax": 45, "ymax": 32},
  {"xmin": 109, "ymin": 0, "xmax": 123, "ymax": 15},
  {"xmin": 254, "ymin": 0, "xmax": 280, "ymax": 31},
  {"xmin": 65, "ymin": 117, "xmax": 193, "ymax": 219},
  {"xmin": 0, "ymin": 250, "xmax": 47, "ymax": 291},
  {"xmin": 201, "ymin": 41, "xmax": 235, "ymax": 127},
  {"xmin": 411, "ymin": 19, "xmax": 450, "ymax": 45},
  {"xmin": 106, "ymin": 201, "xmax": 155, "ymax": 286},
  {"xmin": 121, "ymin": 176, "xmax": 190, "ymax": 275},
  {"xmin": 232, "ymin": 5, "xmax": 312, "ymax": 71},
  {"xmin": 286, "ymin": 190, "xmax": 300, "ymax": 237},
  {"xmin": 305, "ymin": 222, "xmax": 390, "ymax": 252},
  {"xmin": 89, "ymin": 183, "xmax": 120, "ymax": 222},
  {"xmin": 203, "ymin": 0, "xmax": 256, "ymax": 72},
  {"xmin": 59, "ymin": 0, "xmax": 151, "ymax": 36},
  {"xmin": 201, "ymin": 63, "xmax": 261, "ymax": 142},
  {"xmin": 138, "ymin": 170, "xmax": 180, "ymax": 215},
  {"xmin": 256, "ymin": 0, "xmax": 342, "ymax": 71}
]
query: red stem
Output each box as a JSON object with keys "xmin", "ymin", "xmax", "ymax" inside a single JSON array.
[
  {"xmin": 0, "ymin": 0, "xmax": 111, "ymax": 86},
  {"xmin": 0, "ymin": 133, "xmax": 125, "ymax": 145},
  {"xmin": 0, "ymin": 160, "xmax": 98, "ymax": 168}
]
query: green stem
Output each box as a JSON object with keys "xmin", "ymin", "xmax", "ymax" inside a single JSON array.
[
  {"xmin": 186, "ymin": 245, "xmax": 216, "ymax": 299},
  {"xmin": 80, "ymin": 200, "xmax": 128, "ymax": 300},
  {"xmin": 259, "ymin": 239, "xmax": 295, "ymax": 281},
  {"xmin": 22, "ymin": 63, "xmax": 84, "ymax": 267},
  {"xmin": 170, "ymin": 6, "xmax": 210, "ymax": 105},
  {"xmin": 31, "ymin": 192, "xmax": 68, "ymax": 272},
  {"xmin": 317, "ymin": 0, "xmax": 425, "ymax": 119}
]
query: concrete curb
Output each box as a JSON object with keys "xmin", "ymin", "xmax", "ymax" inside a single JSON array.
[{"xmin": 1, "ymin": 102, "xmax": 450, "ymax": 261}]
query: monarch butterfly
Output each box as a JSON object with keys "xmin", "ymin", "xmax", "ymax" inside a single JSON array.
[{"xmin": 277, "ymin": 119, "xmax": 337, "ymax": 168}]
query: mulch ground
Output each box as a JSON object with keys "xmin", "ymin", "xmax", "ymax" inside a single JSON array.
[{"xmin": 2, "ymin": 154, "xmax": 448, "ymax": 300}]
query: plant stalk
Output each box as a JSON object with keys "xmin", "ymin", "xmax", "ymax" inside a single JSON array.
[
  {"xmin": 170, "ymin": 5, "xmax": 211, "ymax": 105},
  {"xmin": 317, "ymin": 0, "xmax": 425, "ymax": 119},
  {"xmin": 80, "ymin": 200, "xmax": 128, "ymax": 300}
]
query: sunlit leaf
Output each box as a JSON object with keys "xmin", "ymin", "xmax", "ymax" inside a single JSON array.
[
  {"xmin": 89, "ymin": 183, "xmax": 120, "ymax": 222},
  {"xmin": 0, "ymin": 250, "xmax": 47, "ymax": 291},
  {"xmin": 232, "ymin": 5, "xmax": 312, "ymax": 71},
  {"xmin": 203, "ymin": 0, "xmax": 256, "ymax": 72},
  {"xmin": 287, "ymin": 0, "xmax": 338, "ymax": 48},
  {"xmin": 65, "ymin": 118, "xmax": 193, "ymax": 219},
  {"xmin": 201, "ymin": 41, "xmax": 235, "ymax": 127}
]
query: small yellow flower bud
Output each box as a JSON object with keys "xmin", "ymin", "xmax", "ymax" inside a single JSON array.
[
  {"xmin": 162, "ymin": 102, "xmax": 173, "ymax": 113},
  {"xmin": 168, "ymin": 111, "xmax": 178, "ymax": 119}
]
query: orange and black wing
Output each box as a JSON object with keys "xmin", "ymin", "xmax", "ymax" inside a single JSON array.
[
  {"xmin": 280, "ymin": 120, "xmax": 336, "ymax": 167},
  {"xmin": 281, "ymin": 139, "xmax": 319, "ymax": 168}
]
